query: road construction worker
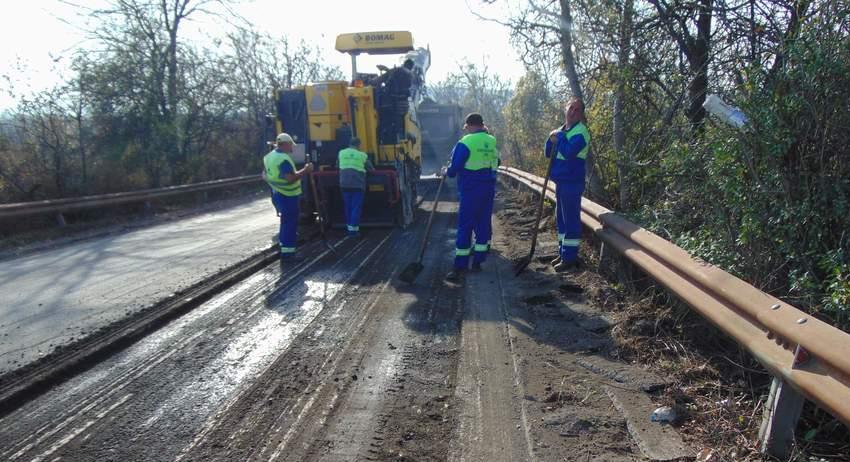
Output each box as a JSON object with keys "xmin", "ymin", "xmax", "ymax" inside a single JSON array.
[
  {"xmin": 443, "ymin": 113, "xmax": 500, "ymax": 282},
  {"xmin": 337, "ymin": 137, "xmax": 375, "ymax": 237},
  {"xmin": 262, "ymin": 133, "xmax": 313, "ymax": 261},
  {"xmin": 545, "ymin": 97, "xmax": 590, "ymax": 272}
]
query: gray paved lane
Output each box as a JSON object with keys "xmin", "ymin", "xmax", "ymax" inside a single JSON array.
[{"xmin": 0, "ymin": 197, "xmax": 278, "ymax": 374}]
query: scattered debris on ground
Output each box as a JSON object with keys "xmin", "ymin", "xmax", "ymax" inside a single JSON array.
[{"xmin": 494, "ymin": 183, "xmax": 849, "ymax": 462}]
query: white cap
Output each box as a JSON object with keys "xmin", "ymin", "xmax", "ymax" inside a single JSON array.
[{"xmin": 276, "ymin": 133, "xmax": 294, "ymax": 143}]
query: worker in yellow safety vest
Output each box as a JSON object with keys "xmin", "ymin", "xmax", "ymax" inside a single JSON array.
[
  {"xmin": 442, "ymin": 113, "xmax": 500, "ymax": 282},
  {"xmin": 262, "ymin": 133, "xmax": 313, "ymax": 261},
  {"xmin": 337, "ymin": 137, "xmax": 375, "ymax": 237}
]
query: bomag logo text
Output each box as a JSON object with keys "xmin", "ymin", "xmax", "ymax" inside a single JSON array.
[{"xmin": 365, "ymin": 33, "xmax": 395, "ymax": 41}]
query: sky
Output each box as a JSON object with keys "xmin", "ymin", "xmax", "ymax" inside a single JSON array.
[{"xmin": 0, "ymin": 0, "xmax": 526, "ymax": 110}]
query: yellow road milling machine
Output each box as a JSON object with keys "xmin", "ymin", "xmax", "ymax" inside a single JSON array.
[{"xmin": 271, "ymin": 31, "xmax": 434, "ymax": 228}]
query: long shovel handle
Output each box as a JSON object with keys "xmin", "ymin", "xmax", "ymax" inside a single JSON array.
[
  {"xmin": 416, "ymin": 173, "xmax": 447, "ymax": 263},
  {"xmin": 302, "ymin": 153, "xmax": 338, "ymax": 255},
  {"xmin": 525, "ymin": 142, "xmax": 557, "ymax": 262},
  {"xmin": 307, "ymin": 172, "xmax": 324, "ymax": 232}
]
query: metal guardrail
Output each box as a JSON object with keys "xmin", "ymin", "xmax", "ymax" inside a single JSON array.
[
  {"xmin": 0, "ymin": 175, "xmax": 262, "ymax": 220},
  {"xmin": 498, "ymin": 166, "xmax": 850, "ymax": 457}
]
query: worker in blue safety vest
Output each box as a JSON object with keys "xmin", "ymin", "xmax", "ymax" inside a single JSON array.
[
  {"xmin": 442, "ymin": 113, "xmax": 500, "ymax": 282},
  {"xmin": 337, "ymin": 137, "xmax": 375, "ymax": 237},
  {"xmin": 262, "ymin": 133, "xmax": 313, "ymax": 261},
  {"xmin": 545, "ymin": 97, "xmax": 590, "ymax": 272}
]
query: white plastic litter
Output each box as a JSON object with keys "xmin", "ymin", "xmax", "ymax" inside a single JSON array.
[
  {"xmin": 703, "ymin": 94, "xmax": 749, "ymax": 128},
  {"xmin": 650, "ymin": 406, "xmax": 676, "ymax": 423}
]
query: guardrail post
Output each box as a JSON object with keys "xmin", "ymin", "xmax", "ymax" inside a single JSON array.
[
  {"xmin": 759, "ymin": 367, "xmax": 805, "ymax": 459},
  {"xmin": 199, "ymin": 191, "xmax": 209, "ymax": 206},
  {"xmin": 596, "ymin": 221, "xmax": 636, "ymax": 287},
  {"xmin": 56, "ymin": 212, "xmax": 66, "ymax": 227},
  {"xmin": 598, "ymin": 223, "xmax": 615, "ymax": 276}
]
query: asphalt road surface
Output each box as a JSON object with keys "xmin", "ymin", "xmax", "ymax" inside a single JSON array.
[
  {"xmin": 0, "ymin": 183, "xmax": 691, "ymax": 461},
  {"xmin": 0, "ymin": 198, "xmax": 278, "ymax": 375}
]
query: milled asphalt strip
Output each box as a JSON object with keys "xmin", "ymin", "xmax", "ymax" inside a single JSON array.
[
  {"xmin": 173, "ymin": 232, "xmax": 395, "ymax": 461},
  {"xmin": 268, "ymin": 267, "xmax": 398, "ymax": 460},
  {"xmin": 30, "ymin": 392, "xmax": 134, "ymax": 462},
  {"xmin": 0, "ymin": 234, "xmax": 333, "ymax": 417},
  {"xmin": 2, "ymin": 330, "xmax": 205, "ymax": 460},
  {"xmin": 495, "ymin": 259, "xmax": 537, "ymax": 460}
]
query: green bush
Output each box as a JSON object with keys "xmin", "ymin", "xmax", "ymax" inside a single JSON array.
[{"xmin": 647, "ymin": 29, "xmax": 850, "ymax": 330}]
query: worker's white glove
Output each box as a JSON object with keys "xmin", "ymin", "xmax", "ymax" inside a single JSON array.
[{"xmin": 439, "ymin": 166, "xmax": 448, "ymax": 177}]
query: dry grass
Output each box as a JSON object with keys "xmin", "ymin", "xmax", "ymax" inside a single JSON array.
[
  {"xmin": 580, "ymin": 246, "xmax": 850, "ymax": 461},
  {"xmin": 496, "ymin": 184, "xmax": 849, "ymax": 461}
]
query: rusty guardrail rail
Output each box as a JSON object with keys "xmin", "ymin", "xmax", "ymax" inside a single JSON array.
[
  {"xmin": 498, "ymin": 165, "xmax": 850, "ymax": 458},
  {"xmin": 0, "ymin": 175, "xmax": 261, "ymax": 221}
]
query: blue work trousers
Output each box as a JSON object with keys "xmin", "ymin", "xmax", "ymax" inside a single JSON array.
[
  {"xmin": 271, "ymin": 191, "xmax": 300, "ymax": 257},
  {"xmin": 454, "ymin": 183, "xmax": 496, "ymax": 269},
  {"xmin": 555, "ymin": 182, "xmax": 584, "ymax": 263},
  {"xmin": 342, "ymin": 189, "xmax": 365, "ymax": 235}
]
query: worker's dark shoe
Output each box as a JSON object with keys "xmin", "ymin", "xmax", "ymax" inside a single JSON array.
[
  {"xmin": 445, "ymin": 269, "xmax": 465, "ymax": 283},
  {"xmin": 470, "ymin": 262, "xmax": 483, "ymax": 273},
  {"xmin": 550, "ymin": 256, "xmax": 562, "ymax": 267},
  {"xmin": 553, "ymin": 260, "xmax": 578, "ymax": 273}
]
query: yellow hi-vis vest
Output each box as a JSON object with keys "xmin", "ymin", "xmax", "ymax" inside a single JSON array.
[
  {"xmin": 263, "ymin": 150, "xmax": 302, "ymax": 196},
  {"xmin": 338, "ymin": 147, "xmax": 369, "ymax": 172},
  {"xmin": 459, "ymin": 132, "xmax": 499, "ymax": 171}
]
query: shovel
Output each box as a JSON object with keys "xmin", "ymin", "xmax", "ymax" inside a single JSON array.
[
  {"xmin": 399, "ymin": 172, "xmax": 447, "ymax": 284},
  {"xmin": 306, "ymin": 155, "xmax": 339, "ymax": 256},
  {"xmin": 514, "ymin": 142, "xmax": 556, "ymax": 276}
]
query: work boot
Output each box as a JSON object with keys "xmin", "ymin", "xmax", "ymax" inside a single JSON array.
[
  {"xmin": 553, "ymin": 260, "xmax": 578, "ymax": 273},
  {"xmin": 445, "ymin": 268, "xmax": 465, "ymax": 283},
  {"xmin": 470, "ymin": 262, "xmax": 483, "ymax": 273},
  {"xmin": 550, "ymin": 256, "xmax": 562, "ymax": 266}
]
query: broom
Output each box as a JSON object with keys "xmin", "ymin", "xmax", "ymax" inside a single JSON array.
[{"xmin": 398, "ymin": 172, "xmax": 447, "ymax": 284}]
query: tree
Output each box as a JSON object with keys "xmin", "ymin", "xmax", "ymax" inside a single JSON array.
[
  {"xmin": 77, "ymin": 0, "xmax": 231, "ymax": 184},
  {"xmin": 502, "ymin": 72, "xmax": 560, "ymax": 171},
  {"xmin": 1, "ymin": 5, "xmax": 343, "ymax": 201},
  {"xmin": 429, "ymin": 61, "xmax": 512, "ymax": 138},
  {"xmin": 13, "ymin": 85, "xmax": 79, "ymax": 197},
  {"xmin": 222, "ymin": 28, "xmax": 343, "ymax": 162},
  {"xmin": 645, "ymin": 0, "xmax": 714, "ymax": 134}
]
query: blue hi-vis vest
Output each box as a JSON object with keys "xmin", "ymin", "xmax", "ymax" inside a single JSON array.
[{"xmin": 556, "ymin": 123, "xmax": 590, "ymax": 161}]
